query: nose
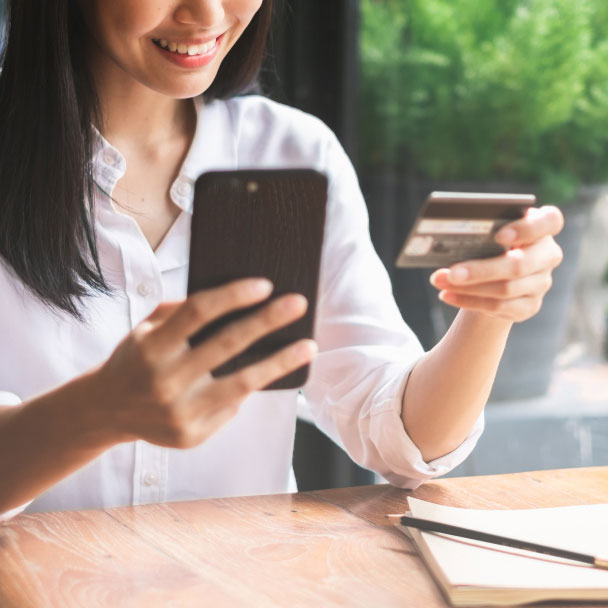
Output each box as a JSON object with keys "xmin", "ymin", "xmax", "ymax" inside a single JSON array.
[{"xmin": 174, "ymin": 1, "xmax": 226, "ymax": 28}]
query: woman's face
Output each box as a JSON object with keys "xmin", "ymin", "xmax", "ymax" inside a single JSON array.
[{"xmin": 83, "ymin": 0, "xmax": 264, "ymax": 99}]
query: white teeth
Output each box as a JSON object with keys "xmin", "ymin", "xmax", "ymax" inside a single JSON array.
[{"xmin": 156, "ymin": 39, "xmax": 217, "ymax": 56}]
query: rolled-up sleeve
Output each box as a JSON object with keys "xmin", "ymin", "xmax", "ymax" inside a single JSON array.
[
  {"xmin": 0, "ymin": 392, "xmax": 34, "ymax": 521},
  {"xmin": 303, "ymin": 131, "xmax": 484, "ymax": 489}
]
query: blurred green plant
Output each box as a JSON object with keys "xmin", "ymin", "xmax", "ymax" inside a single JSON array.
[{"xmin": 359, "ymin": 0, "xmax": 608, "ymax": 204}]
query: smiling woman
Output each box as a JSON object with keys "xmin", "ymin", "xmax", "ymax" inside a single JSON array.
[
  {"xmin": 0, "ymin": 0, "xmax": 272, "ymax": 314},
  {"xmin": 79, "ymin": 0, "xmax": 266, "ymax": 98},
  {"xmin": 0, "ymin": 0, "xmax": 563, "ymax": 521}
]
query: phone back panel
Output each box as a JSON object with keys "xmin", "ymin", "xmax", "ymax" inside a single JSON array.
[{"xmin": 188, "ymin": 169, "xmax": 328, "ymax": 390}]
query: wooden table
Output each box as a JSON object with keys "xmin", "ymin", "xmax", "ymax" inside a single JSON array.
[{"xmin": 1, "ymin": 467, "xmax": 607, "ymax": 607}]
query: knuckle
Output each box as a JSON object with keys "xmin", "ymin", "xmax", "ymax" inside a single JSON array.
[
  {"xmin": 226, "ymin": 402, "xmax": 241, "ymax": 418},
  {"xmin": 499, "ymin": 281, "xmax": 515, "ymax": 298},
  {"xmin": 547, "ymin": 205, "xmax": 565, "ymax": 232},
  {"xmin": 163, "ymin": 408, "xmax": 195, "ymax": 446},
  {"xmin": 552, "ymin": 244, "xmax": 564, "ymax": 267},
  {"xmin": 516, "ymin": 298, "xmax": 542, "ymax": 323},
  {"xmin": 262, "ymin": 303, "xmax": 282, "ymax": 326},
  {"xmin": 228, "ymin": 280, "xmax": 252, "ymax": 305},
  {"xmin": 131, "ymin": 332, "xmax": 157, "ymax": 369},
  {"xmin": 530, "ymin": 297, "xmax": 543, "ymax": 317},
  {"xmin": 279, "ymin": 349, "xmax": 299, "ymax": 373},
  {"xmin": 131, "ymin": 323, "xmax": 150, "ymax": 345},
  {"xmin": 152, "ymin": 301, "xmax": 173, "ymax": 319},
  {"xmin": 169, "ymin": 426, "xmax": 196, "ymax": 449},
  {"xmin": 150, "ymin": 377, "xmax": 179, "ymax": 408},
  {"xmin": 185, "ymin": 297, "xmax": 209, "ymax": 327},
  {"xmin": 232, "ymin": 371, "xmax": 256, "ymax": 396},
  {"xmin": 217, "ymin": 330, "xmax": 240, "ymax": 353},
  {"xmin": 488, "ymin": 298, "xmax": 504, "ymax": 314},
  {"xmin": 246, "ymin": 306, "xmax": 278, "ymax": 336},
  {"xmin": 510, "ymin": 256, "xmax": 525, "ymax": 277}
]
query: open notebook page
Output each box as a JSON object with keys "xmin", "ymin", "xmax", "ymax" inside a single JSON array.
[{"xmin": 403, "ymin": 498, "xmax": 608, "ymax": 601}]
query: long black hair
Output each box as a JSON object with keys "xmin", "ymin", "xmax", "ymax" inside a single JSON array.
[{"xmin": 0, "ymin": 0, "xmax": 273, "ymax": 318}]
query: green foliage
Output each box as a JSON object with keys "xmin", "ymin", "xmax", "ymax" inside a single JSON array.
[{"xmin": 359, "ymin": 0, "xmax": 608, "ymax": 203}]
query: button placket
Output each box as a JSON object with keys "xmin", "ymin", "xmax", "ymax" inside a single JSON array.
[
  {"xmin": 121, "ymin": 229, "xmax": 164, "ymax": 326},
  {"xmin": 177, "ymin": 180, "xmax": 191, "ymax": 196},
  {"xmin": 136, "ymin": 282, "xmax": 154, "ymax": 297},
  {"xmin": 170, "ymin": 176, "xmax": 194, "ymax": 210},
  {"xmin": 142, "ymin": 471, "xmax": 159, "ymax": 487},
  {"xmin": 135, "ymin": 443, "xmax": 165, "ymax": 505}
]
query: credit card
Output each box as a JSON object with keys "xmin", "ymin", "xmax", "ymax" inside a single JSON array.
[{"xmin": 396, "ymin": 192, "xmax": 535, "ymax": 268}]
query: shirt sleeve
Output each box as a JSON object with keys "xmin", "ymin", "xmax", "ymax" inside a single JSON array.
[
  {"xmin": 303, "ymin": 131, "xmax": 484, "ymax": 489},
  {"xmin": 0, "ymin": 392, "xmax": 34, "ymax": 521}
]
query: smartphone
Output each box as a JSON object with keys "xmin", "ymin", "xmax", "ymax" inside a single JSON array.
[
  {"xmin": 395, "ymin": 191, "xmax": 536, "ymax": 268},
  {"xmin": 187, "ymin": 169, "xmax": 328, "ymax": 390}
]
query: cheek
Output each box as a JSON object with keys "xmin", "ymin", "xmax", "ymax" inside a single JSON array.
[
  {"xmin": 232, "ymin": 0, "xmax": 265, "ymax": 27},
  {"xmin": 223, "ymin": 0, "xmax": 265, "ymax": 49},
  {"xmin": 92, "ymin": 1, "xmax": 164, "ymax": 44}
]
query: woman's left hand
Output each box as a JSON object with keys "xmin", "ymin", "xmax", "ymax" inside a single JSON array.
[{"xmin": 430, "ymin": 205, "xmax": 565, "ymax": 322}]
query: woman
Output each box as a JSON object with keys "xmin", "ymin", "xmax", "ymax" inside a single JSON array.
[{"xmin": 0, "ymin": 0, "xmax": 563, "ymax": 519}]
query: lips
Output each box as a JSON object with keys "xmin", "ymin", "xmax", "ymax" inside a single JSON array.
[{"xmin": 151, "ymin": 34, "xmax": 223, "ymax": 68}]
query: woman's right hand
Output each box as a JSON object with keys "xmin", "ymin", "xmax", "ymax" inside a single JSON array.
[{"xmin": 87, "ymin": 278, "xmax": 315, "ymax": 449}]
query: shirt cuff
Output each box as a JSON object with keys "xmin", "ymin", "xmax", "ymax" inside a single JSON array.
[
  {"xmin": 0, "ymin": 391, "xmax": 22, "ymax": 406},
  {"xmin": 0, "ymin": 502, "xmax": 33, "ymax": 522},
  {"xmin": 0, "ymin": 392, "xmax": 33, "ymax": 521},
  {"xmin": 368, "ymin": 372, "xmax": 485, "ymax": 490}
]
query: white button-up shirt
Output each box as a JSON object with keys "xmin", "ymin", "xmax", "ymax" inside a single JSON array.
[{"xmin": 0, "ymin": 96, "xmax": 483, "ymax": 519}]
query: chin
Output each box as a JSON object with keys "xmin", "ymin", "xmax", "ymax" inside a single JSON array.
[{"xmin": 144, "ymin": 76, "xmax": 217, "ymax": 100}]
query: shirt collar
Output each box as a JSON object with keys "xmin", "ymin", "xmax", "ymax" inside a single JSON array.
[{"xmin": 91, "ymin": 96, "xmax": 238, "ymax": 215}]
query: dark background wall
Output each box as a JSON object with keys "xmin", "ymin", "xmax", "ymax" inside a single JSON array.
[{"xmin": 262, "ymin": 0, "xmax": 377, "ymax": 491}]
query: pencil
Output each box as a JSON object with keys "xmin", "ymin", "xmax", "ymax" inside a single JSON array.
[{"xmin": 387, "ymin": 514, "xmax": 608, "ymax": 570}]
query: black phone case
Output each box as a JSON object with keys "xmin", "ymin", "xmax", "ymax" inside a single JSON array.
[{"xmin": 187, "ymin": 169, "xmax": 328, "ymax": 390}]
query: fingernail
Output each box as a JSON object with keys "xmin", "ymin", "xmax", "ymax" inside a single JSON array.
[
  {"xmin": 297, "ymin": 340, "xmax": 317, "ymax": 358},
  {"xmin": 429, "ymin": 271, "xmax": 440, "ymax": 287},
  {"xmin": 496, "ymin": 227, "xmax": 516, "ymax": 246},
  {"xmin": 251, "ymin": 279, "xmax": 273, "ymax": 296},
  {"xmin": 448, "ymin": 266, "xmax": 469, "ymax": 284}
]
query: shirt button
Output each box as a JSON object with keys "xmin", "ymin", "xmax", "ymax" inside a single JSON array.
[
  {"xmin": 176, "ymin": 180, "xmax": 192, "ymax": 196},
  {"xmin": 142, "ymin": 472, "xmax": 159, "ymax": 487},
  {"xmin": 103, "ymin": 151, "xmax": 119, "ymax": 166},
  {"xmin": 137, "ymin": 282, "xmax": 153, "ymax": 297}
]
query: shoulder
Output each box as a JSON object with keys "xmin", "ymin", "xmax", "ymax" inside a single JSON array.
[
  {"xmin": 225, "ymin": 95, "xmax": 333, "ymax": 141},
  {"xmin": 221, "ymin": 95, "xmax": 340, "ymax": 168}
]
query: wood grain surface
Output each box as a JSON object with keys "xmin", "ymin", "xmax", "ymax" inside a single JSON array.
[{"xmin": 1, "ymin": 467, "xmax": 607, "ymax": 608}]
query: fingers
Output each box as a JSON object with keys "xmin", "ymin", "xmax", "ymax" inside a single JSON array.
[
  {"xmin": 205, "ymin": 339, "xmax": 318, "ymax": 403},
  {"xmin": 432, "ymin": 236, "xmax": 563, "ymax": 287},
  {"xmin": 144, "ymin": 301, "xmax": 182, "ymax": 329},
  {"xmin": 175, "ymin": 293, "xmax": 309, "ymax": 384},
  {"xmin": 437, "ymin": 291, "xmax": 542, "ymax": 322},
  {"xmin": 434, "ymin": 271, "xmax": 552, "ymax": 300},
  {"xmin": 432, "ymin": 266, "xmax": 553, "ymax": 322},
  {"xmin": 147, "ymin": 278, "xmax": 274, "ymax": 352},
  {"xmin": 167, "ymin": 338, "xmax": 318, "ymax": 449},
  {"xmin": 429, "ymin": 225, "xmax": 564, "ymax": 322},
  {"xmin": 495, "ymin": 205, "xmax": 564, "ymax": 248}
]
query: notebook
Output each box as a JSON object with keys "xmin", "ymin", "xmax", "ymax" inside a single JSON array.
[{"xmin": 396, "ymin": 498, "xmax": 608, "ymax": 606}]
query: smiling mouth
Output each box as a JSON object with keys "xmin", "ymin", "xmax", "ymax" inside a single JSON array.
[{"xmin": 152, "ymin": 38, "xmax": 219, "ymax": 56}]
